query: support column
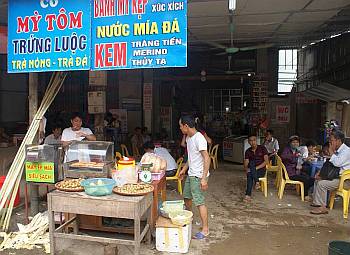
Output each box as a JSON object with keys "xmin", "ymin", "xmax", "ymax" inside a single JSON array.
[
  {"xmin": 342, "ymin": 103, "xmax": 350, "ymax": 137},
  {"xmin": 88, "ymin": 71, "xmax": 107, "ymax": 140},
  {"xmin": 29, "ymin": 73, "xmax": 39, "ymax": 216},
  {"xmin": 143, "ymin": 70, "xmax": 153, "ymax": 133}
]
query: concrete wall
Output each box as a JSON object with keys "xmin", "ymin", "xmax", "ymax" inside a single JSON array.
[
  {"xmin": 0, "ymin": 54, "xmax": 28, "ymax": 130},
  {"xmin": 118, "ymin": 70, "xmax": 142, "ymax": 133},
  {"xmin": 296, "ymin": 102, "xmax": 324, "ymax": 143},
  {"xmin": 257, "ymin": 48, "xmax": 279, "ymax": 95}
]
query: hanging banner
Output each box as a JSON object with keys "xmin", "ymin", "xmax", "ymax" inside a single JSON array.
[
  {"xmin": 91, "ymin": 0, "xmax": 187, "ymax": 70},
  {"xmin": 7, "ymin": 0, "xmax": 91, "ymax": 73}
]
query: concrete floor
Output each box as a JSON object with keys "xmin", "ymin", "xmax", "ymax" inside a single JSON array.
[{"xmin": 1, "ymin": 161, "xmax": 350, "ymax": 255}]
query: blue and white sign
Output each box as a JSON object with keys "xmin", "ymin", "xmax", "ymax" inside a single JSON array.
[
  {"xmin": 91, "ymin": 0, "xmax": 187, "ymax": 70},
  {"xmin": 7, "ymin": 0, "xmax": 91, "ymax": 73},
  {"xmin": 7, "ymin": 0, "xmax": 187, "ymax": 73}
]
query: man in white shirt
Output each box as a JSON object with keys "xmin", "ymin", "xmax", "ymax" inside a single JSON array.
[
  {"xmin": 44, "ymin": 126, "xmax": 62, "ymax": 145},
  {"xmin": 178, "ymin": 115, "xmax": 210, "ymax": 240},
  {"xmin": 311, "ymin": 130, "xmax": 350, "ymax": 214},
  {"xmin": 61, "ymin": 113, "xmax": 96, "ymax": 162},
  {"xmin": 263, "ymin": 129, "xmax": 279, "ymax": 165},
  {"xmin": 143, "ymin": 141, "xmax": 178, "ymax": 177},
  {"xmin": 61, "ymin": 113, "xmax": 96, "ymax": 146},
  {"xmin": 263, "ymin": 129, "xmax": 279, "ymax": 154}
]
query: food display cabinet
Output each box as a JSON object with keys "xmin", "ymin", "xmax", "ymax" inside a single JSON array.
[
  {"xmin": 63, "ymin": 141, "xmax": 114, "ymax": 179},
  {"xmin": 25, "ymin": 144, "xmax": 64, "ymax": 183}
]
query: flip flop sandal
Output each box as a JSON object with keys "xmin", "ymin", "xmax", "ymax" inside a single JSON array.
[
  {"xmin": 310, "ymin": 209, "xmax": 328, "ymax": 215},
  {"xmin": 310, "ymin": 203, "xmax": 321, "ymax": 207},
  {"xmin": 193, "ymin": 232, "xmax": 209, "ymax": 240}
]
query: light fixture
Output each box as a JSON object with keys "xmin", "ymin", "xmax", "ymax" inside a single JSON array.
[
  {"xmin": 247, "ymin": 73, "xmax": 252, "ymax": 77},
  {"xmin": 228, "ymin": 0, "xmax": 236, "ymax": 12}
]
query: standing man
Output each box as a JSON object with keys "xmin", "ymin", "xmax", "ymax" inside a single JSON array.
[
  {"xmin": 61, "ymin": 112, "xmax": 96, "ymax": 162},
  {"xmin": 178, "ymin": 115, "xmax": 210, "ymax": 240},
  {"xmin": 311, "ymin": 130, "xmax": 350, "ymax": 214}
]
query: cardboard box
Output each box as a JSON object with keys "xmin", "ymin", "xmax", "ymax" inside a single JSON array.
[
  {"xmin": 89, "ymin": 71, "xmax": 107, "ymax": 86},
  {"xmin": 88, "ymin": 105, "xmax": 105, "ymax": 114},
  {"xmin": 88, "ymin": 91, "xmax": 106, "ymax": 106},
  {"xmin": 156, "ymin": 216, "xmax": 191, "ymax": 254}
]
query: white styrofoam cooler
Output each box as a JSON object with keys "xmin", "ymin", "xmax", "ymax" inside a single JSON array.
[{"xmin": 156, "ymin": 223, "xmax": 192, "ymax": 253}]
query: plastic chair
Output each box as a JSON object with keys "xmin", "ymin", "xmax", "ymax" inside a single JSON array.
[
  {"xmin": 208, "ymin": 143, "xmax": 213, "ymax": 155},
  {"xmin": 133, "ymin": 146, "xmax": 141, "ymax": 158},
  {"xmin": 115, "ymin": 152, "xmax": 122, "ymax": 161},
  {"xmin": 267, "ymin": 155, "xmax": 281, "ymax": 188},
  {"xmin": 121, "ymin": 144, "xmax": 130, "ymax": 157},
  {"xmin": 166, "ymin": 157, "xmax": 184, "ymax": 195},
  {"xmin": 329, "ymin": 169, "xmax": 350, "ymax": 219},
  {"xmin": 259, "ymin": 170, "xmax": 268, "ymax": 197},
  {"xmin": 210, "ymin": 144, "xmax": 219, "ymax": 170},
  {"xmin": 277, "ymin": 157, "xmax": 304, "ymax": 201}
]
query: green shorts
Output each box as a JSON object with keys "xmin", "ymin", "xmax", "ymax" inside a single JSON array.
[{"xmin": 183, "ymin": 176, "xmax": 206, "ymax": 206}]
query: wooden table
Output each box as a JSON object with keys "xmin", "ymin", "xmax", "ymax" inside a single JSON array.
[
  {"xmin": 12, "ymin": 134, "xmax": 25, "ymax": 146},
  {"xmin": 48, "ymin": 190, "xmax": 152, "ymax": 255},
  {"xmin": 150, "ymin": 175, "xmax": 166, "ymax": 228},
  {"xmin": 64, "ymin": 176, "xmax": 167, "ymax": 234}
]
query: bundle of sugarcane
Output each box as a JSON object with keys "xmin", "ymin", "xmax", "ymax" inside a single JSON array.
[
  {"xmin": 0, "ymin": 72, "xmax": 67, "ymax": 231},
  {"xmin": 0, "ymin": 212, "xmax": 50, "ymax": 253}
]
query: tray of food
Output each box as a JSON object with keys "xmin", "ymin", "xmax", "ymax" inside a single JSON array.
[
  {"xmin": 113, "ymin": 183, "xmax": 154, "ymax": 196},
  {"xmin": 55, "ymin": 178, "xmax": 84, "ymax": 192},
  {"xmin": 70, "ymin": 162, "xmax": 105, "ymax": 169}
]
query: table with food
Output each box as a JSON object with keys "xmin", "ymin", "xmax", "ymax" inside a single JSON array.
[{"xmin": 24, "ymin": 140, "xmax": 193, "ymax": 254}]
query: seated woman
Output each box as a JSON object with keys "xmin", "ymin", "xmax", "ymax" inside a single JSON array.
[{"xmin": 281, "ymin": 135, "xmax": 314, "ymax": 201}]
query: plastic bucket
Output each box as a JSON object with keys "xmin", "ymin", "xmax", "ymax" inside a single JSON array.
[
  {"xmin": 329, "ymin": 241, "xmax": 350, "ymax": 255},
  {"xmin": 118, "ymin": 158, "xmax": 135, "ymax": 170},
  {"xmin": 0, "ymin": 175, "xmax": 20, "ymax": 208}
]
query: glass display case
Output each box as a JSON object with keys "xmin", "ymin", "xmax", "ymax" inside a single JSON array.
[
  {"xmin": 25, "ymin": 144, "xmax": 64, "ymax": 183},
  {"xmin": 64, "ymin": 141, "xmax": 114, "ymax": 178}
]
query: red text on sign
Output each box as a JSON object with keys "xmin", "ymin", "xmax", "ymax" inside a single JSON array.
[{"xmin": 94, "ymin": 42, "xmax": 127, "ymax": 68}]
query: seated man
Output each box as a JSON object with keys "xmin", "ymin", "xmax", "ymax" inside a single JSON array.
[
  {"xmin": 44, "ymin": 126, "xmax": 62, "ymax": 145},
  {"xmin": 263, "ymin": 129, "xmax": 279, "ymax": 165},
  {"xmin": 143, "ymin": 141, "xmax": 178, "ymax": 177},
  {"xmin": 244, "ymin": 133, "xmax": 269, "ymax": 202},
  {"xmin": 311, "ymin": 130, "xmax": 350, "ymax": 214}
]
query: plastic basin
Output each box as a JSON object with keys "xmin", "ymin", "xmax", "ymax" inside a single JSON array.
[
  {"xmin": 169, "ymin": 210, "xmax": 193, "ymax": 226},
  {"xmin": 81, "ymin": 178, "xmax": 116, "ymax": 196}
]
